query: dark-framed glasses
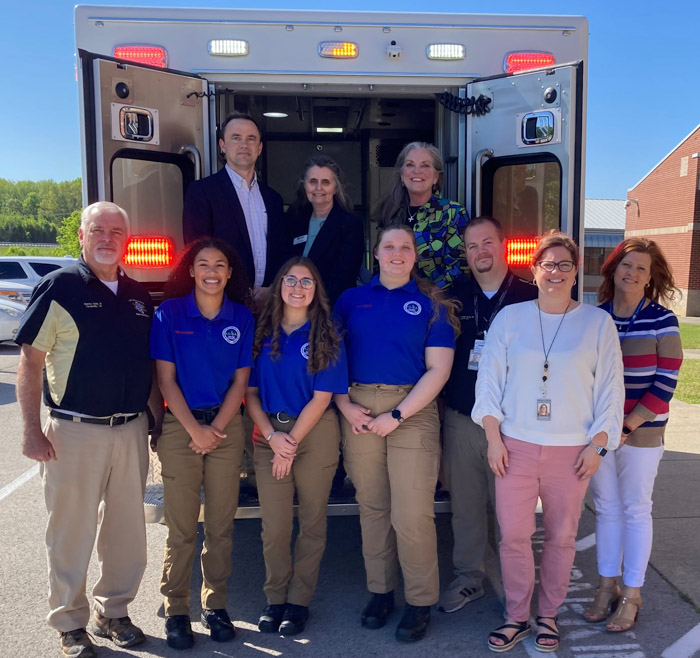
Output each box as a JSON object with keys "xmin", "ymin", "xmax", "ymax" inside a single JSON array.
[
  {"xmin": 537, "ymin": 260, "xmax": 575, "ymax": 273},
  {"xmin": 283, "ymin": 275, "xmax": 315, "ymax": 289}
]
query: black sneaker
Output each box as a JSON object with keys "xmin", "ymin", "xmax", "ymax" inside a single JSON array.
[
  {"xmin": 279, "ymin": 603, "xmax": 309, "ymax": 636},
  {"xmin": 201, "ymin": 608, "xmax": 236, "ymax": 643},
  {"xmin": 258, "ymin": 604, "xmax": 285, "ymax": 633},
  {"xmin": 59, "ymin": 629, "xmax": 96, "ymax": 658},
  {"xmin": 361, "ymin": 591, "xmax": 395, "ymax": 629},
  {"xmin": 396, "ymin": 604, "xmax": 431, "ymax": 642},
  {"xmin": 165, "ymin": 615, "xmax": 194, "ymax": 650}
]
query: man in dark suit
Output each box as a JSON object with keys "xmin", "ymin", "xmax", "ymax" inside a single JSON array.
[{"xmin": 183, "ymin": 113, "xmax": 287, "ymax": 306}]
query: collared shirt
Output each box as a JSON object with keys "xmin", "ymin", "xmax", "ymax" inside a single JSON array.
[
  {"xmin": 303, "ymin": 215, "xmax": 327, "ymax": 257},
  {"xmin": 226, "ymin": 164, "xmax": 268, "ymax": 288},
  {"xmin": 334, "ymin": 275, "xmax": 456, "ymax": 385},
  {"xmin": 150, "ymin": 291, "xmax": 254, "ymax": 410},
  {"xmin": 249, "ymin": 322, "xmax": 348, "ymax": 417},
  {"xmin": 444, "ymin": 271, "xmax": 537, "ymax": 416},
  {"xmin": 15, "ymin": 257, "xmax": 153, "ymax": 416}
]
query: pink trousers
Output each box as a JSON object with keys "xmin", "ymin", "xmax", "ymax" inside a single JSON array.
[{"xmin": 496, "ymin": 436, "xmax": 589, "ymax": 620}]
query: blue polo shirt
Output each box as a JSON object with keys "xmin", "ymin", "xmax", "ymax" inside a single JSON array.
[
  {"xmin": 150, "ymin": 291, "xmax": 254, "ymax": 410},
  {"xmin": 334, "ymin": 275, "xmax": 456, "ymax": 385},
  {"xmin": 249, "ymin": 322, "xmax": 348, "ymax": 417}
]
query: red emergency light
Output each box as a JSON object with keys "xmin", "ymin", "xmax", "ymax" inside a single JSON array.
[
  {"xmin": 506, "ymin": 237, "xmax": 538, "ymax": 266},
  {"xmin": 504, "ymin": 52, "xmax": 555, "ymax": 74},
  {"xmin": 113, "ymin": 45, "xmax": 167, "ymax": 69},
  {"xmin": 123, "ymin": 236, "xmax": 174, "ymax": 267}
]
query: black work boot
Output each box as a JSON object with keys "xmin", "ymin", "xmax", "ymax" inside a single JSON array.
[
  {"xmin": 396, "ymin": 604, "xmax": 431, "ymax": 642},
  {"xmin": 361, "ymin": 591, "xmax": 395, "ymax": 629}
]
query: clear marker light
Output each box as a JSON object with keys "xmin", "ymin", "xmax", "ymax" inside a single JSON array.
[
  {"xmin": 208, "ymin": 40, "xmax": 249, "ymax": 56},
  {"xmin": 318, "ymin": 41, "xmax": 358, "ymax": 58},
  {"xmin": 426, "ymin": 44, "xmax": 465, "ymax": 60}
]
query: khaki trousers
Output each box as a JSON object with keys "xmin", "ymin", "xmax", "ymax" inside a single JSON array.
[
  {"xmin": 341, "ymin": 384, "xmax": 441, "ymax": 606},
  {"xmin": 443, "ymin": 406, "xmax": 496, "ymax": 590},
  {"xmin": 42, "ymin": 414, "xmax": 149, "ymax": 632},
  {"xmin": 254, "ymin": 409, "xmax": 340, "ymax": 606},
  {"xmin": 157, "ymin": 412, "xmax": 244, "ymax": 616}
]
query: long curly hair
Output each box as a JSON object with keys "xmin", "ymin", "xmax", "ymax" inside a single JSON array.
[
  {"xmin": 373, "ymin": 225, "xmax": 461, "ymax": 335},
  {"xmin": 597, "ymin": 237, "xmax": 679, "ymax": 305},
  {"xmin": 376, "ymin": 141, "xmax": 444, "ymax": 227},
  {"xmin": 289, "ymin": 154, "xmax": 352, "ymax": 216},
  {"xmin": 163, "ymin": 237, "xmax": 253, "ymax": 308},
  {"xmin": 253, "ymin": 257, "xmax": 342, "ymax": 373}
]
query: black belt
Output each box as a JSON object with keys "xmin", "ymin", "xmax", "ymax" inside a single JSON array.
[
  {"xmin": 50, "ymin": 409, "xmax": 140, "ymax": 426},
  {"xmin": 167, "ymin": 406, "xmax": 221, "ymax": 424},
  {"xmin": 270, "ymin": 411, "xmax": 297, "ymax": 424}
]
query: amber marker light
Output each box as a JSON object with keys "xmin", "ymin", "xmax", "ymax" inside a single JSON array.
[
  {"xmin": 318, "ymin": 41, "xmax": 358, "ymax": 58},
  {"xmin": 123, "ymin": 236, "xmax": 175, "ymax": 267}
]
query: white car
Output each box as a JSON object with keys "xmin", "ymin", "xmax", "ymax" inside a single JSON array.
[
  {"xmin": 0, "ymin": 257, "xmax": 77, "ymax": 288},
  {"xmin": 0, "ymin": 298, "xmax": 25, "ymax": 343},
  {"xmin": 0, "ymin": 281, "xmax": 33, "ymax": 304}
]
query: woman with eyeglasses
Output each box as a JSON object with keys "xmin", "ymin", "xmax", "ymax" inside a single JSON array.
[
  {"xmin": 244, "ymin": 257, "xmax": 348, "ymax": 637},
  {"xmin": 583, "ymin": 238, "xmax": 682, "ymax": 632},
  {"xmin": 377, "ymin": 142, "xmax": 469, "ymax": 290},
  {"xmin": 472, "ymin": 231, "xmax": 624, "ymax": 653},
  {"xmin": 150, "ymin": 238, "xmax": 254, "ymax": 650},
  {"xmin": 334, "ymin": 225, "xmax": 459, "ymax": 643}
]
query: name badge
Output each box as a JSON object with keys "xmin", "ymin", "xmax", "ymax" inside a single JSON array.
[
  {"xmin": 293, "ymin": 234, "xmax": 308, "ymax": 245},
  {"xmin": 537, "ymin": 399, "xmax": 552, "ymax": 421},
  {"xmin": 468, "ymin": 338, "xmax": 486, "ymax": 371}
]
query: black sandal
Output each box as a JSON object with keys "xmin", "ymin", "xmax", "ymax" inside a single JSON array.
[
  {"xmin": 487, "ymin": 620, "xmax": 531, "ymax": 653},
  {"xmin": 535, "ymin": 616, "xmax": 560, "ymax": 653}
]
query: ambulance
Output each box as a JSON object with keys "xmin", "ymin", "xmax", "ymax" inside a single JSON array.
[{"xmin": 74, "ymin": 5, "xmax": 588, "ymax": 518}]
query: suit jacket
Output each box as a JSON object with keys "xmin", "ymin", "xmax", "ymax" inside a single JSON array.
[
  {"xmin": 182, "ymin": 168, "xmax": 288, "ymax": 287},
  {"xmin": 287, "ymin": 203, "xmax": 365, "ymax": 307}
]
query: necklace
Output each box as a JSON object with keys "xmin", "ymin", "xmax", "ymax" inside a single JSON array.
[
  {"xmin": 607, "ymin": 297, "xmax": 645, "ymax": 343},
  {"xmin": 537, "ymin": 299, "xmax": 572, "ymax": 393},
  {"xmin": 406, "ymin": 205, "xmax": 421, "ymax": 224}
]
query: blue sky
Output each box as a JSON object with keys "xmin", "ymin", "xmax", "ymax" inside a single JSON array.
[{"xmin": 1, "ymin": 0, "xmax": 699, "ymax": 199}]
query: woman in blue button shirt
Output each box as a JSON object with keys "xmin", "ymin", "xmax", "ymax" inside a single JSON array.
[
  {"xmin": 334, "ymin": 225, "xmax": 460, "ymax": 643},
  {"xmin": 150, "ymin": 237, "xmax": 255, "ymax": 650},
  {"xmin": 245, "ymin": 256, "xmax": 348, "ymax": 637}
]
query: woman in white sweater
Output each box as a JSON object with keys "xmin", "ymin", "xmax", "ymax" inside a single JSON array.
[{"xmin": 472, "ymin": 231, "xmax": 624, "ymax": 654}]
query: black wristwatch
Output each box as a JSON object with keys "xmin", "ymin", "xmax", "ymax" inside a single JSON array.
[
  {"xmin": 391, "ymin": 408, "xmax": 405, "ymax": 424},
  {"xmin": 622, "ymin": 426, "xmax": 632, "ymax": 436},
  {"xmin": 594, "ymin": 446, "xmax": 608, "ymax": 457}
]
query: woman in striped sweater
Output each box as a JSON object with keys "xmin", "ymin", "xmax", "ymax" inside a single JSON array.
[{"xmin": 585, "ymin": 237, "xmax": 683, "ymax": 632}]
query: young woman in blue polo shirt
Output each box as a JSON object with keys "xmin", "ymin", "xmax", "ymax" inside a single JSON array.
[
  {"xmin": 245, "ymin": 256, "xmax": 347, "ymax": 636},
  {"xmin": 334, "ymin": 225, "xmax": 459, "ymax": 643},
  {"xmin": 150, "ymin": 238, "xmax": 255, "ymax": 650}
]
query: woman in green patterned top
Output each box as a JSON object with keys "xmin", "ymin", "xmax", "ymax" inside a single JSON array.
[{"xmin": 378, "ymin": 142, "xmax": 469, "ymax": 290}]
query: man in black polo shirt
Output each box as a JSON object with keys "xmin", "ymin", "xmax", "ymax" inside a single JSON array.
[
  {"xmin": 16, "ymin": 202, "xmax": 157, "ymax": 658},
  {"xmin": 439, "ymin": 216, "xmax": 537, "ymax": 614}
]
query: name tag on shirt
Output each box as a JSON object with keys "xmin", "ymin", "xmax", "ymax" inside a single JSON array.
[
  {"xmin": 468, "ymin": 338, "xmax": 486, "ymax": 371},
  {"xmin": 293, "ymin": 234, "xmax": 308, "ymax": 245}
]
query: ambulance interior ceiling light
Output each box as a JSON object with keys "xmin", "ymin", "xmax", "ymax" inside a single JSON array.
[
  {"xmin": 506, "ymin": 237, "xmax": 538, "ymax": 266},
  {"xmin": 318, "ymin": 42, "xmax": 358, "ymax": 59},
  {"xmin": 263, "ymin": 112, "xmax": 289, "ymax": 118},
  {"xmin": 426, "ymin": 44, "xmax": 465, "ymax": 60},
  {"xmin": 113, "ymin": 46, "xmax": 167, "ymax": 68},
  {"xmin": 208, "ymin": 40, "xmax": 249, "ymax": 56},
  {"xmin": 123, "ymin": 236, "xmax": 174, "ymax": 267},
  {"xmin": 504, "ymin": 52, "xmax": 556, "ymax": 74},
  {"xmin": 316, "ymin": 127, "xmax": 344, "ymax": 133}
]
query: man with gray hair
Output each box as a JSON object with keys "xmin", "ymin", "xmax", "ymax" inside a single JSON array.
[{"xmin": 16, "ymin": 202, "xmax": 157, "ymax": 657}]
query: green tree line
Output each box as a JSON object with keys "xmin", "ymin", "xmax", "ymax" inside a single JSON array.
[{"xmin": 0, "ymin": 178, "xmax": 82, "ymax": 245}]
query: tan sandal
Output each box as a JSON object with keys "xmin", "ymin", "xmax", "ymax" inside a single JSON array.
[
  {"xmin": 606, "ymin": 589, "xmax": 642, "ymax": 632},
  {"xmin": 584, "ymin": 577, "xmax": 621, "ymax": 623}
]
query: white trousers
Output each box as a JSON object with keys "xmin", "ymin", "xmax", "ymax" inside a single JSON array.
[{"xmin": 589, "ymin": 443, "xmax": 664, "ymax": 587}]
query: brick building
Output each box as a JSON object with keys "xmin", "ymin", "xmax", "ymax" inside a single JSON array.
[
  {"xmin": 582, "ymin": 199, "xmax": 625, "ymax": 304},
  {"xmin": 626, "ymin": 124, "xmax": 700, "ymax": 316}
]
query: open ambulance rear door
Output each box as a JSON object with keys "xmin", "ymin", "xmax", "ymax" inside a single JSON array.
[
  {"xmin": 465, "ymin": 61, "xmax": 585, "ymax": 290},
  {"xmin": 78, "ymin": 50, "xmax": 210, "ymax": 295}
]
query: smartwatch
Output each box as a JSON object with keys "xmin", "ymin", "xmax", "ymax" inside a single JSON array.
[
  {"xmin": 594, "ymin": 446, "xmax": 608, "ymax": 457},
  {"xmin": 391, "ymin": 408, "xmax": 405, "ymax": 424},
  {"xmin": 622, "ymin": 426, "xmax": 632, "ymax": 436}
]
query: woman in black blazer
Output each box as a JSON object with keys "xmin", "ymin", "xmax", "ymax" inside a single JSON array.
[{"xmin": 286, "ymin": 155, "xmax": 365, "ymax": 306}]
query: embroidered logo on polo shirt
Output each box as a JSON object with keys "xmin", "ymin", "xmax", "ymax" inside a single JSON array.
[
  {"xmin": 130, "ymin": 299, "xmax": 149, "ymax": 317},
  {"xmin": 300, "ymin": 342, "xmax": 310, "ymax": 360},
  {"xmin": 222, "ymin": 326, "xmax": 241, "ymax": 344},
  {"xmin": 403, "ymin": 301, "xmax": 422, "ymax": 316}
]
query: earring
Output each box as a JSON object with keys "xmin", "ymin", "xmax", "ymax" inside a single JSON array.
[{"xmin": 573, "ymin": 276, "xmax": 577, "ymax": 285}]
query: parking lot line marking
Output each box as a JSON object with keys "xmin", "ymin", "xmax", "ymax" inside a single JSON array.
[
  {"xmin": 572, "ymin": 645, "xmax": 642, "ymax": 651},
  {"xmin": 662, "ymin": 622, "xmax": 700, "ymax": 658},
  {"xmin": 574, "ymin": 653, "xmax": 645, "ymax": 658},
  {"xmin": 576, "ymin": 532, "xmax": 597, "ymax": 551},
  {"xmin": 0, "ymin": 463, "xmax": 39, "ymax": 502},
  {"xmin": 241, "ymin": 644, "xmax": 282, "ymax": 657}
]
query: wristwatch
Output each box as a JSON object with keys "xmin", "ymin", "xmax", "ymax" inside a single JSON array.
[
  {"xmin": 594, "ymin": 446, "xmax": 608, "ymax": 457},
  {"xmin": 621, "ymin": 426, "xmax": 632, "ymax": 436},
  {"xmin": 390, "ymin": 408, "xmax": 405, "ymax": 424}
]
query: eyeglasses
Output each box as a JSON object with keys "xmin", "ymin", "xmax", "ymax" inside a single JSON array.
[
  {"xmin": 536, "ymin": 260, "xmax": 575, "ymax": 273},
  {"xmin": 283, "ymin": 275, "xmax": 315, "ymax": 289}
]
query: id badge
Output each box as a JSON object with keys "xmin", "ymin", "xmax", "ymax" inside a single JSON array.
[
  {"xmin": 293, "ymin": 234, "xmax": 308, "ymax": 245},
  {"xmin": 468, "ymin": 339, "xmax": 486, "ymax": 371},
  {"xmin": 537, "ymin": 399, "xmax": 552, "ymax": 421}
]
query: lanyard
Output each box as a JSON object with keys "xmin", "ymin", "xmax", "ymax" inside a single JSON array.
[
  {"xmin": 607, "ymin": 297, "xmax": 646, "ymax": 343},
  {"xmin": 474, "ymin": 273, "xmax": 514, "ymax": 336}
]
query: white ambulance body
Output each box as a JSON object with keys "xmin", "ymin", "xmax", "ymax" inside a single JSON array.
[{"xmin": 75, "ymin": 6, "xmax": 587, "ymax": 519}]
